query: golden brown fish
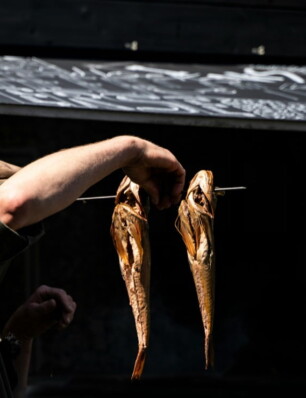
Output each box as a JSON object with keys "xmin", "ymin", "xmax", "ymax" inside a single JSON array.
[
  {"xmin": 110, "ymin": 175, "xmax": 151, "ymax": 380},
  {"xmin": 175, "ymin": 170, "xmax": 218, "ymax": 370}
]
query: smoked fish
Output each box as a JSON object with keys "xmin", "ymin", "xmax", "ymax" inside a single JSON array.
[
  {"xmin": 110, "ymin": 175, "xmax": 151, "ymax": 380},
  {"xmin": 175, "ymin": 170, "xmax": 218, "ymax": 370}
]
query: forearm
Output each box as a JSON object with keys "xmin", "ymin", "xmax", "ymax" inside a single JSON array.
[
  {"xmin": 11, "ymin": 339, "xmax": 33, "ymax": 398},
  {"xmin": 1, "ymin": 324, "xmax": 33, "ymax": 398},
  {"xmin": 0, "ymin": 135, "xmax": 141, "ymax": 230}
]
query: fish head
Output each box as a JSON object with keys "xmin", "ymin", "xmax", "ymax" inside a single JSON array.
[
  {"xmin": 186, "ymin": 170, "xmax": 217, "ymax": 217},
  {"xmin": 115, "ymin": 175, "xmax": 150, "ymax": 217}
]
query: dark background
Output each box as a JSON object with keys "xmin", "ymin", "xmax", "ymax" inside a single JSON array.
[
  {"xmin": 0, "ymin": 118, "xmax": 305, "ymax": 394},
  {"xmin": 1, "ymin": 0, "xmax": 306, "ymax": 63},
  {"xmin": 0, "ymin": 1, "xmax": 305, "ymax": 396}
]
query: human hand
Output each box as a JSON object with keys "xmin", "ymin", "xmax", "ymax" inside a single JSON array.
[
  {"xmin": 2, "ymin": 285, "xmax": 77, "ymax": 342},
  {"xmin": 123, "ymin": 138, "xmax": 186, "ymax": 210}
]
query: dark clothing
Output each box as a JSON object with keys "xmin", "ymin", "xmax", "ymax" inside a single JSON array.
[
  {"xmin": 0, "ymin": 221, "xmax": 44, "ymax": 397},
  {"xmin": 0, "ymin": 353, "xmax": 14, "ymax": 398},
  {"xmin": 0, "ymin": 221, "xmax": 44, "ymax": 282},
  {"xmin": 0, "ymin": 338, "xmax": 18, "ymax": 397}
]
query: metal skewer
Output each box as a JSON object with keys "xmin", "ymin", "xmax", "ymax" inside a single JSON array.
[
  {"xmin": 76, "ymin": 186, "xmax": 247, "ymax": 201},
  {"xmin": 76, "ymin": 195, "xmax": 117, "ymax": 201},
  {"xmin": 214, "ymin": 186, "xmax": 247, "ymax": 192}
]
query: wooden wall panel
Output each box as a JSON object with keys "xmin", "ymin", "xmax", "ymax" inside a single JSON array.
[{"xmin": 0, "ymin": 1, "xmax": 306, "ymax": 61}]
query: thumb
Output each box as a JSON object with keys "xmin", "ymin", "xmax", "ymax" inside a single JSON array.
[
  {"xmin": 36, "ymin": 298, "xmax": 57, "ymax": 315},
  {"xmin": 141, "ymin": 180, "xmax": 159, "ymax": 207}
]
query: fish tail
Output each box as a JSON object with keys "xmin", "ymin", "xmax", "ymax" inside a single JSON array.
[
  {"xmin": 131, "ymin": 347, "xmax": 146, "ymax": 380},
  {"xmin": 205, "ymin": 335, "xmax": 214, "ymax": 370}
]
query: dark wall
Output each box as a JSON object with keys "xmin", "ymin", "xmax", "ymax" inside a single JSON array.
[
  {"xmin": 1, "ymin": 2, "xmax": 305, "ymax": 395},
  {"xmin": 1, "ymin": 1, "xmax": 306, "ymax": 62},
  {"xmin": 0, "ymin": 115, "xmax": 305, "ymax": 385}
]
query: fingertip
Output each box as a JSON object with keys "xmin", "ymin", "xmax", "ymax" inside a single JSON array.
[
  {"xmin": 157, "ymin": 196, "xmax": 172, "ymax": 210},
  {"xmin": 151, "ymin": 197, "xmax": 158, "ymax": 206},
  {"xmin": 56, "ymin": 322, "xmax": 67, "ymax": 330},
  {"xmin": 43, "ymin": 298, "xmax": 57, "ymax": 313},
  {"xmin": 57, "ymin": 316, "xmax": 71, "ymax": 330}
]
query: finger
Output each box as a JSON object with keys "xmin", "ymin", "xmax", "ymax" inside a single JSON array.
[
  {"xmin": 35, "ymin": 286, "xmax": 76, "ymax": 313},
  {"xmin": 56, "ymin": 318, "xmax": 71, "ymax": 330},
  {"xmin": 142, "ymin": 181, "xmax": 160, "ymax": 207},
  {"xmin": 156, "ymin": 194, "xmax": 173, "ymax": 210},
  {"xmin": 57, "ymin": 311, "xmax": 76, "ymax": 329},
  {"xmin": 152, "ymin": 169, "xmax": 185, "ymax": 209},
  {"xmin": 168, "ymin": 167, "xmax": 186, "ymax": 203},
  {"xmin": 33, "ymin": 299, "xmax": 59, "ymax": 328},
  {"xmin": 58, "ymin": 300, "xmax": 77, "ymax": 327},
  {"xmin": 58, "ymin": 295, "xmax": 76, "ymax": 314},
  {"xmin": 37, "ymin": 298, "xmax": 57, "ymax": 315}
]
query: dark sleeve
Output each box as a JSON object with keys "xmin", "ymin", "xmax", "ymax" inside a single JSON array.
[
  {"xmin": 0, "ymin": 221, "xmax": 44, "ymax": 282},
  {"xmin": 0, "ymin": 348, "xmax": 17, "ymax": 394}
]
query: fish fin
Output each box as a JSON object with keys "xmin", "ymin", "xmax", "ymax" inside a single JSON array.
[
  {"xmin": 131, "ymin": 347, "xmax": 146, "ymax": 380},
  {"xmin": 179, "ymin": 221, "xmax": 196, "ymax": 258},
  {"xmin": 175, "ymin": 202, "xmax": 196, "ymax": 258}
]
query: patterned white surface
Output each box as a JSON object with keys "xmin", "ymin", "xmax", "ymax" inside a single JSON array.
[{"xmin": 1, "ymin": 56, "xmax": 306, "ymax": 120}]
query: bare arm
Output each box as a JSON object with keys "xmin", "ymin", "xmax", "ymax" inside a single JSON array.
[{"xmin": 0, "ymin": 135, "xmax": 185, "ymax": 230}]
